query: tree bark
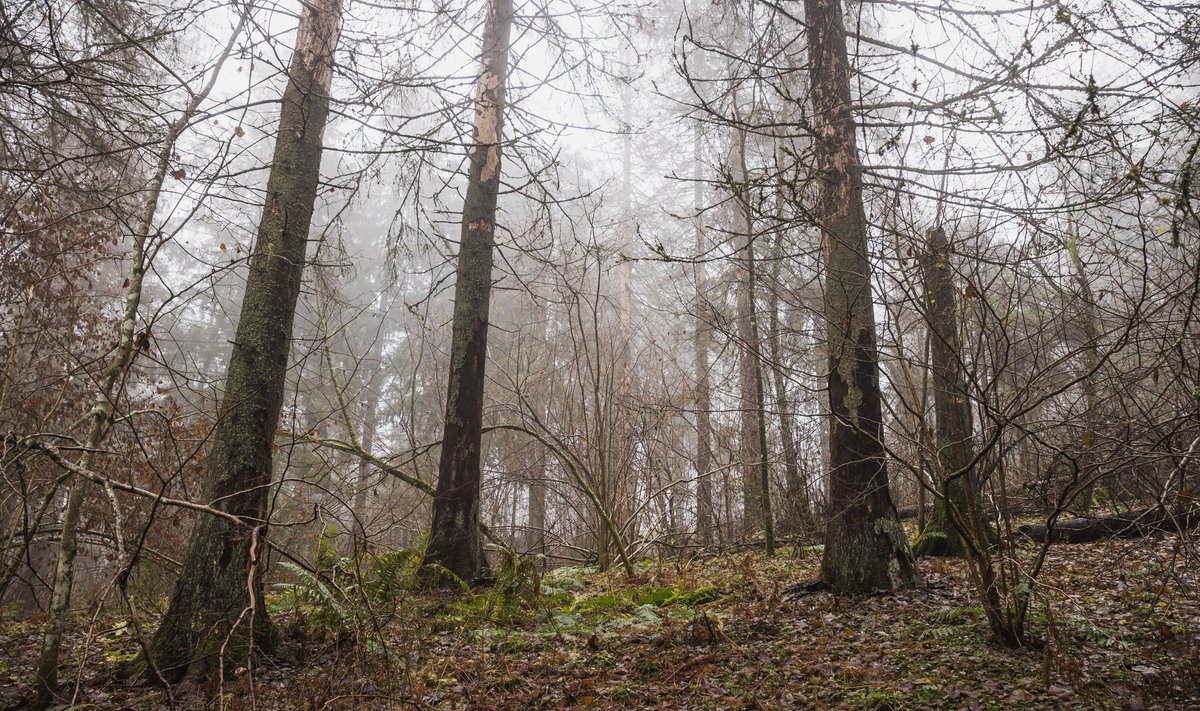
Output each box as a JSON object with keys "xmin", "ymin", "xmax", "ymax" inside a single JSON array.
[
  {"xmin": 1065, "ymin": 231, "xmax": 1101, "ymax": 515},
  {"xmin": 525, "ymin": 303, "xmax": 549, "ymax": 558},
  {"xmin": 730, "ymin": 121, "xmax": 770, "ymax": 547},
  {"xmin": 146, "ymin": 0, "xmax": 341, "ymax": 679},
  {"xmin": 693, "ymin": 122, "xmax": 716, "ymax": 546},
  {"xmin": 527, "ymin": 455, "xmax": 547, "ymax": 556},
  {"xmin": 768, "ymin": 225, "xmax": 810, "ymax": 536},
  {"xmin": 34, "ymin": 12, "xmax": 251, "ymax": 701},
  {"xmin": 421, "ymin": 0, "xmax": 513, "ymax": 585},
  {"xmin": 806, "ymin": 0, "xmax": 919, "ymax": 591},
  {"xmin": 913, "ymin": 227, "xmax": 990, "ymax": 558},
  {"xmin": 352, "ymin": 332, "xmax": 385, "ymax": 555}
]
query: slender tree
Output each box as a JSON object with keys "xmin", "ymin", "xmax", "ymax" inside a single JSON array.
[
  {"xmin": 421, "ymin": 0, "xmax": 514, "ymax": 584},
  {"xmin": 146, "ymin": 0, "xmax": 343, "ymax": 678},
  {"xmin": 692, "ymin": 126, "xmax": 716, "ymax": 544},
  {"xmin": 805, "ymin": 0, "xmax": 919, "ymax": 591},
  {"xmin": 731, "ymin": 124, "xmax": 766, "ymax": 538},
  {"xmin": 32, "ymin": 11, "xmax": 249, "ymax": 700},
  {"xmin": 768, "ymin": 235, "xmax": 811, "ymax": 535},
  {"xmin": 1064, "ymin": 225, "xmax": 1102, "ymax": 515}
]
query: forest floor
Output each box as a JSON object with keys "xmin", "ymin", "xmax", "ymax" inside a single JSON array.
[{"xmin": 1, "ymin": 531, "xmax": 1198, "ymax": 710}]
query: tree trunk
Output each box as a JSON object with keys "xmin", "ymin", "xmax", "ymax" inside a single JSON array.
[
  {"xmin": 35, "ymin": 13, "xmax": 251, "ymax": 700},
  {"xmin": 768, "ymin": 229, "xmax": 810, "ymax": 536},
  {"xmin": 1019, "ymin": 506, "xmax": 1200, "ymax": 544},
  {"xmin": 146, "ymin": 0, "xmax": 341, "ymax": 679},
  {"xmin": 806, "ymin": 0, "xmax": 919, "ymax": 591},
  {"xmin": 421, "ymin": 0, "xmax": 513, "ymax": 585},
  {"xmin": 730, "ymin": 123, "xmax": 769, "ymax": 544},
  {"xmin": 692, "ymin": 125, "xmax": 716, "ymax": 546},
  {"xmin": 913, "ymin": 226, "xmax": 990, "ymax": 558},
  {"xmin": 527, "ymin": 455, "xmax": 546, "ymax": 556},
  {"xmin": 1065, "ymin": 231, "xmax": 1101, "ymax": 515},
  {"xmin": 352, "ymin": 333, "xmax": 384, "ymax": 555}
]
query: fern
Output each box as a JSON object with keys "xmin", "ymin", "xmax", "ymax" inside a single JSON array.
[
  {"xmin": 1073, "ymin": 621, "xmax": 1134, "ymax": 650},
  {"xmin": 671, "ymin": 586, "xmax": 722, "ymax": 607},
  {"xmin": 923, "ymin": 625, "xmax": 965, "ymax": 641},
  {"xmin": 268, "ymin": 546, "xmax": 427, "ymax": 647},
  {"xmin": 274, "ymin": 561, "xmax": 347, "ymax": 623},
  {"xmin": 930, "ymin": 606, "xmax": 982, "ymax": 625}
]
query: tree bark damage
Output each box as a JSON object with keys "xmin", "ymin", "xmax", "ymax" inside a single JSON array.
[
  {"xmin": 421, "ymin": 0, "xmax": 513, "ymax": 585},
  {"xmin": 805, "ymin": 0, "xmax": 919, "ymax": 591}
]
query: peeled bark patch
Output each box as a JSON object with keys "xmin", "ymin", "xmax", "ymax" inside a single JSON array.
[
  {"xmin": 805, "ymin": 0, "xmax": 919, "ymax": 592},
  {"xmin": 422, "ymin": 0, "xmax": 514, "ymax": 586}
]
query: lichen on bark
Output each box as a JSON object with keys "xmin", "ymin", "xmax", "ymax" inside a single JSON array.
[
  {"xmin": 806, "ymin": 0, "xmax": 919, "ymax": 592},
  {"xmin": 144, "ymin": 0, "xmax": 343, "ymax": 680}
]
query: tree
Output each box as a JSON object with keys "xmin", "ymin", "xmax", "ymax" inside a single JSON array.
[
  {"xmin": 25, "ymin": 5, "xmax": 249, "ymax": 699},
  {"xmin": 730, "ymin": 119, "xmax": 771, "ymax": 545},
  {"xmin": 692, "ymin": 125, "xmax": 717, "ymax": 545},
  {"xmin": 805, "ymin": 0, "xmax": 920, "ymax": 592},
  {"xmin": 912, "ymin": 226, "xmax": 990, "ymax": 558},
  {"xmin": 146, "ymin": 0, "xmax": 343, "ymax": 678},
  {"xmin": 421, "ymin": 0, "xmax": 514, "ymax": 585}
]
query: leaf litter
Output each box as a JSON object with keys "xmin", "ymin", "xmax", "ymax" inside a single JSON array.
[{"xmin": 0, "ymin": 533, "xmax": 1196, "ymax": 709}]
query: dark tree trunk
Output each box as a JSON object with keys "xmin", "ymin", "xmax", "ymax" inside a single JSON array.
[
  {"xmin": 421, "ymin": 0, "xmax": 512, "ymax": 585},
  {"xmin": 736, "ymin": 252, "xmax": 766, "ymax": 537},
  {"xmin": 693, "ymin": 126, "xmax": 715, "ymax": 545},
  {"xmin": 913, "ymin": 227, "xmax": 990, "ymax": 557},
  {"xmin": 806, "ymin": 0, "xmax": 919, "ymax": 591},
  {"xmin": 1065, "ymin": 231, "xmax": 1101, "ymax": 515},
  {"xmin": 146, "ymin": 0, "xmax": 341, "ymax": 680},
  {"xmin": 33, "ymin": 13, "xmax": 252, "ymax": 702},
  {"xmin": 730, "ymin": 124, "xmax": 772, "ymax": 550},
  {"xmin": 769, "ymin": 232, "xmax": 811, "ymax": 536}
]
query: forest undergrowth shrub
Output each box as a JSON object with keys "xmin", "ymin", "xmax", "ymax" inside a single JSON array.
[
  {"xmin": 268, "ymin": 542, "xmax": 424, "ymax": 651},
  {"xmin": 444, "ymin": 553, "xmax": 549, "ymax": 626}
]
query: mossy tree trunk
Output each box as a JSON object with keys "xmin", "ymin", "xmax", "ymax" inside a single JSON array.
[
  {"xmin": 692, "ymin": 126, "xmax": 716, "ymax": 545},
  {"xmin": 34, "ymin": 13, "xmax": 251, "ymax": 702},
  {"xmin": 421, "ymin": 0, "xmax": 512, "ymax": 585},
  {"xmin": 806, "ymin": 0, "xmax": 919, "ymax": 591},
  {"xmin": 146, "ymin": 0, "xmax": 341, "ymax": 680},
  {"xmin": 913, "ymin": 226, "xmax": 990, "ymax": 558}
]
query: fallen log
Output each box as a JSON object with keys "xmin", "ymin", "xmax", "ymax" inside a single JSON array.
[
  {"xmin": 1017, "ymin": 507, "xmax": 1200, "ymax": 544},
  {"xmin": 896, "ymin": 483, "xmax": 1048, "ymax": 520}
]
